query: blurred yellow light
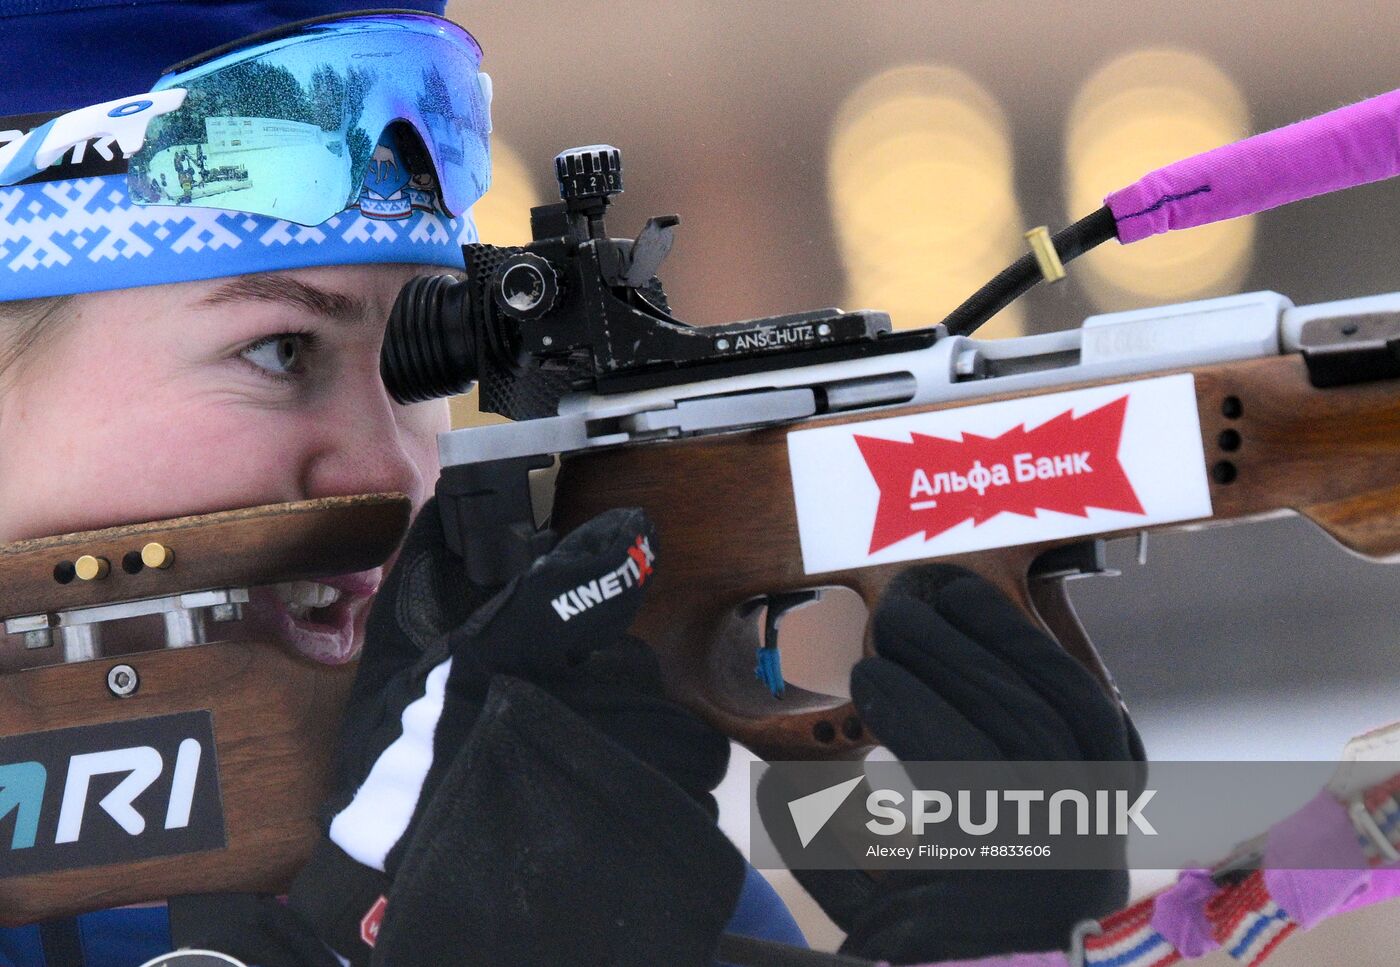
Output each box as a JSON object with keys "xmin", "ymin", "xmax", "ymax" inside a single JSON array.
[
  {"xmin": 450, "ymin": 138, "xmax": 544, "ymax": 428},
  {"xmin": 449, "ymin": 386, "xmax": 509, "ymax": 429},
  {"xmin": 829, "ymin": 65, "xmax": 1025, "ymax": 338},
  {"xmin": 470, "ymin": 138, "xmax": 544, "ymax": 247},
  {"xmin": 1066, "ymin": 49, "xmax": 1254, "ymax": 309}
]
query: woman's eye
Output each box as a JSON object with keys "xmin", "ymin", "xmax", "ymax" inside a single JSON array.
[{"xmin": 241, "ymin": 333, "xmax": 311, "ymax": 376}]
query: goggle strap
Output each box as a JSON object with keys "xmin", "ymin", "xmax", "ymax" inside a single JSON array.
[{"xmin": 0, "ymin": 90, "xmax": 186, "ymax": 187}]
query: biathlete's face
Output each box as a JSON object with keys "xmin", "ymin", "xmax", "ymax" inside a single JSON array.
[{"xmin": 0, "ymin": 263, "xmax": 448, "ymax": 664}]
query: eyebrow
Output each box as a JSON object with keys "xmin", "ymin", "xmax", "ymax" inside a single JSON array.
[{"xmin": 196, "ymin": 275, "xmax": 369, "ymax": 325}]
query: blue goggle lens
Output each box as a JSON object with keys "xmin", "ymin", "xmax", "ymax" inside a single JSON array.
[{"xmin": 129, "ymin": 13, "xmax": 490, "ymax": 226}]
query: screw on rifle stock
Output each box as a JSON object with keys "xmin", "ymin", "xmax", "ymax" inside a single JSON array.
[{"xmin": 107, "ymin": 663, "xmax": 140, "ymax": 698}]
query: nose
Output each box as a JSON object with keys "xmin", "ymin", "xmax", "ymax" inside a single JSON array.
[{"xmin": 298, "ymin": 378, "xmax": 441, "ymax": 505}]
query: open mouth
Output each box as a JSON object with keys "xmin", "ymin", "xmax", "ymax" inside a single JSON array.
[
  {"xmin": 276, "ymin": 579, "xmax": 349, "ymax": 624},
  {"xmin": 245, "ymin": 570, "xmax": 381, "ymax": 666}
]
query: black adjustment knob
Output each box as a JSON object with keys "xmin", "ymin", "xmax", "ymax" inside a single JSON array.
[
  {"xmin": 491, "ymin": 252, "xmax": 560, "ymax": 321},
  {"xmin": 554, "ymin": 144, "xmax": 623, "ymax": 205}
]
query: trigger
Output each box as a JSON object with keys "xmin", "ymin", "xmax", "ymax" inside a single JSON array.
[{"xmin": 753, "ymin": 590, "xmax": 823, "ymax": 699}]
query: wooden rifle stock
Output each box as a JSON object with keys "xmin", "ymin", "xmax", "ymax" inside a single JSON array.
[
  {"xmin": 553, "ymin": 354, "xmax": 1400, "ymax": 760},
  {"xmin": 11, "ymin": 352, "xmax": 1395, "ymax": 918},
  {"xmin": 0, "ymin": 494, "xmax": 409, "ymax": 925}
]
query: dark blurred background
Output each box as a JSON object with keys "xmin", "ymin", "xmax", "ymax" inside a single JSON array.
[{"xmin": 449, "ymin": 2, "xmax": 1400, "ymax": 956}]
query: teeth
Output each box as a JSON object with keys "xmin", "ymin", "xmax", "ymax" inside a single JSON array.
[{"xmin": 272, "ymin": 581, "xmax": 342, "ymax": 611}]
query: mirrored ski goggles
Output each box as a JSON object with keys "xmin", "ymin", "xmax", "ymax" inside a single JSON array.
[{"xmin": 0, "ymin": 10, "xmax": 491, "ymax": 227}]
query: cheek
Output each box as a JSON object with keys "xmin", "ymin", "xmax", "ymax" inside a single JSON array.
[
  {"xmin": 108, "ymin": 403, "xmax": 314, "ymax": 503},
  {"xmin": 401, "ymin": 402, "xmax": 449, "ymax": 507},
  {"xmin": 0, "ymin": 352, "xmax": 451, "ymax": 540},
  {"xmin": 0, "ymin": 386, "xmax": 319, "ymax": 538}
]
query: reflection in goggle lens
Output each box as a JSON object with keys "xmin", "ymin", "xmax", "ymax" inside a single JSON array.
[{"xmin": 129, "ymin": 16, "xmax": 490, "ymax": 226}]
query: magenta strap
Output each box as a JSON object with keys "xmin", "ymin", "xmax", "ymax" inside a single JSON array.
[{"xmin": 1105, "ymin": 87, "xmax": 1400, "ymax": 244}]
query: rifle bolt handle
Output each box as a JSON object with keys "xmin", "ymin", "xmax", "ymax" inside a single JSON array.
[
  {"xmin": 74, "ymin": 555, "xmax": 110, "ymax": 581},
  {"xmin": 141, "ymin": 542, "xmax": 174, "ymax": 570}
]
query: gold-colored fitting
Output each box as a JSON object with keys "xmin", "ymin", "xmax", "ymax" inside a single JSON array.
[
  {"xmin": 74, "ymin": 555, "xmax": 110, "ymax": 581},
  {"xmin": 141, "ymin": 542, "xmax": 175, "ymax": 570},
  {"xmin": 1024, "ymin": 226, "xmax": 1067, "ymax": 284}
]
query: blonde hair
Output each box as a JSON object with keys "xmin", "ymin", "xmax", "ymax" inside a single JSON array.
[{"xmin": 0, "ymin": 296, "xmax": 73, "ymax": 382}]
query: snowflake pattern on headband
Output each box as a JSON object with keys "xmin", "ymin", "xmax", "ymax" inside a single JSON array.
[{"xmin": 0, "ymin": 173, "xmax": 475, "ymax": 300}]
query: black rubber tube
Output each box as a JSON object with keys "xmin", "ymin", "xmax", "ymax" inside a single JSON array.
[{"xmin": 940, "ymin": 206, "xmax": 1117, "ymax": 337}]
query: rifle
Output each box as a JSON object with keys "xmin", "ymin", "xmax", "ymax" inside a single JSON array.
[
  {"xmin": 0, "ymin": 495, "xmax": 409, "ymax": 923},
  {"xmin": 380, "ymin": 92, "xmax": 1400, "ymax": 761},
  {"xmin": 3, "ymin": 91, "xmax": 1396, "ymax": 927},
  {"xmin": 547, "ymin": 289, "xmax": 1400, "ymax": 759}
]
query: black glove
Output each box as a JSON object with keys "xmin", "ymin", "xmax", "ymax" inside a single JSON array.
[
  {"xmin": 376, "ymin": 674, "xmax": 744, "ymax": 966},
  {"xmin": 280, "ymin": 499, "xmax": 735, "ymax": 965},
  {"xmin": 346, "ymin": 496, "xmax": 729, "ymax": 815},
  {"xmin": 772, "ymin": 564, "xmax": 1143, "ymax": 964}
]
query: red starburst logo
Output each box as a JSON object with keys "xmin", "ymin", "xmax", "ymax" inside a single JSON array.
[{"xmin": 854, "ymin": 395, "xmax": 1146, "ymax": 553}]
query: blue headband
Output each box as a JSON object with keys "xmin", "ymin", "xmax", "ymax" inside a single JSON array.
[{"xmin": 0, "ymin": 130, "xmax": 477, "ymax": 301}]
